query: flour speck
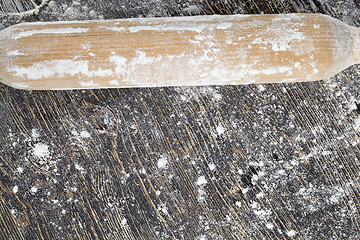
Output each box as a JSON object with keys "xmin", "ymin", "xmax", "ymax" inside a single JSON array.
[
  {"xmin": 31, "ymin": 186, "xmax": 38, "ymax": 193},
  {"xmin": 121, "ymin": 218, "xmax": 127, "ymax": 226},
  {"xmin": 33, "ymin": 143, "xmax": 49, "ymax": 158},
  {"xmin": 353, "ymin": 116, "xmax": 360, "ymax": 131},
  {"xmin": 157, "ymin": 156, "xmax": 168, "ymax": 169},
  {"xmin": 32, "ymin": 129, "xmax": 40, "ymax": 138},
  {"xmin": 213, "ymin": 93, "xmax": 222, "ymax": 101},
  {"xmin": 80, "ymin": 130, "xmax": 91, "ymax": 138},
  {"xmin": 183, "ymin": 5, "xmax": 200, "ymax": 15},
  {"xmin": 208, "ymin": 163, "xmax": 216, "ymax": 170},
  {"xmin": 256, "ymin": 192, "xmax": 264, "ymax": 198},
  {"xmin": 180, "ymin": 95, "xmax": 187, "ymax": 101},
  {"xmin": 257, "ymin": 84, "xmax": 266, "ymax": 92},
  {"xmin": 196, "ymin": 176, "xmax": 208, "ymax": 185},
  {"xmin": 266, "ymin": 223, "xmax": 274, "ymax": 229},
  {"xmin": 216, "ymin": 125, "xmax": 225, "ymax": 135},
  {"xmin": 287, "ymin": 230, "xmax": 297, "ymax": 237}
]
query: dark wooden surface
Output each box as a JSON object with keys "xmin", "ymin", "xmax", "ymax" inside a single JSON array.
[{"xmin": 2, "ymin": 0, "xmax": 360, "ymax": 239}]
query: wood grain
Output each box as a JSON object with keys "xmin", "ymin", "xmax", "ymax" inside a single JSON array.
[{"xmin": 1, "ymin": 0, "xmax": 360, "ymax": 239}]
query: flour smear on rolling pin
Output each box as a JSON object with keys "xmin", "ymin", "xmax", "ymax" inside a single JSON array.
[{"xmin": 1, "ymin": 14, "xmax": 360, "ymax": 90}]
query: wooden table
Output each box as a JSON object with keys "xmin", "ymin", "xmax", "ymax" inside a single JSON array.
[{"xmin": 1, "ymin": 0, "xmax": 360, "ymax": 239}]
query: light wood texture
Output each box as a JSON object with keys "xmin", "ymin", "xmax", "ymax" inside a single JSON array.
[{"xmin": 1, "ymin": 13, "xmax": 360, "ymax": 90}]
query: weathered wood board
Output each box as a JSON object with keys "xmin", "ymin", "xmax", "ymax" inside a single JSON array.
[{"xmin": 1, "ymin": 0, "xmax": 360, "ymax": 239}]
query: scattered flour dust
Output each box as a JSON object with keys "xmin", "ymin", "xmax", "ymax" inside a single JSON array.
[
  {"xmin": 31, "ymin": 129, "xmax": 40, "ymax": 138},
  {"xmin": 183, "ymin": 5, "xmax": 201, "ymax": 15},
  {"xmin": 216, "ymin": 124, "xmax": 225, "ymax": 135},
  {"xmin": 33, "ymin": 143, "xmax": 50, "ymax": 158},
  {"xmin": 121, "ymin": 218, "xmax": 127, "ymax": 226},
  {"xmin": 47, "ymin": 0, "xmax": 104, "ymax": 21},
  {"xmin": 12, "ymin": 27, "xmax": 89, "ymax": 40},
  {"xmin": 157, "ymin": 156, "xmax": 168, "ymax": 169},
  {"xmin": 353, "ymin": 116, "xmax": 360, "ymax": 131},
  {"xmin": 196, "ymin": 176, "xmax": 208, "ymax": 185},
  {"xmin": 31, "ymin": 186, "xmax": 38, "ymax": 193},
  {"xmin": 257, "ymin": 84, "xmax": 266, "ymax": 92},
  {"xmin": 266, "ymin": 222, "xmax": 274, "ymax": 229},
  {"xmin": 287, "ymin": 230, "xmax": 297, "ymax": 237},
  {"xmin": 158, "ymin": 204, "xmax": 168, "ymax": 215},
  {"xmin": 108, "ymin": 79, "xmax": 120, "ymax": 85},
  {"xmin": 9, "ymin": 59, "xmax": 113, "ymax": 80},
  {"xmin": 7, "ymin": 50, "xmax": 25, "ymax": 56},
  {"xmin": 208, "ymin": 163, "xmax": 216, "ymax": 170},
  {"xmin": 80, "ymin": 130, "xmax": 91, "ymax": 138}
]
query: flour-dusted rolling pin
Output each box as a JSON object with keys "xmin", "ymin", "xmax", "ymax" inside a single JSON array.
[{"xmin": 0, "ymin": 13, "xmax": 359, "ymax": 90}]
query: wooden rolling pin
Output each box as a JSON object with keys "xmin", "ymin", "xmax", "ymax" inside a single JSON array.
[{"xmin": 0, "ymin": 13, "xmax": 359, "ymax": 90}]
